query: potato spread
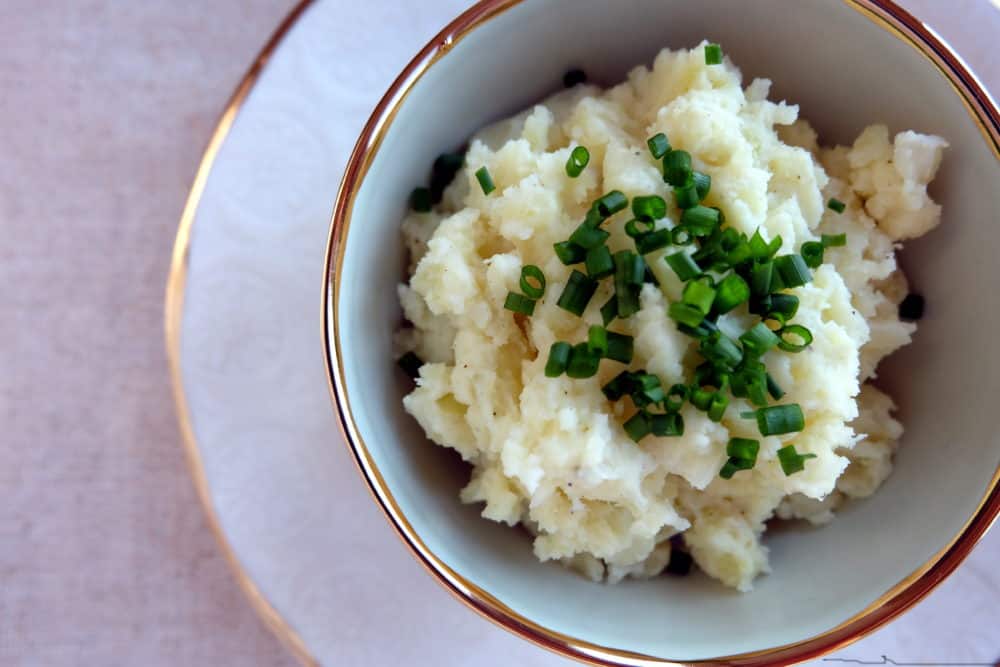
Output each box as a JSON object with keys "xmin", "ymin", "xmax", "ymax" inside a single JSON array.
[{"xmin": 395, "ymin": 43, "xmax": 946, "ymax": 590}]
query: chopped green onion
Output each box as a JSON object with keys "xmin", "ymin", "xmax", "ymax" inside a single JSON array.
[
  {"xmin": 606, "ymin": 331, "xmax": 634, "ymax": 364},
  {"xmin": 632, "ymin": 195, "xmax": 667, "ymax": 221},
  {"xmin": 683, "ymin": 277, "xmax": 717, "ymax": 314},
  {"xmin": 625, "ymin": 218, "xmax": 655, "ymax": 237},
  {"xmin": 701, "ymin": 334, "xmax": 743, "ymax": 371},
  {"xmin": 600, "ymin": 295, "xmax": 618, "ymax": 325},
  {"xmin": 673, "ymin": 176, "xmax": 700, "ymax": 209},
  {"xmin": 614, "ymin": 251, "xmax": 643, "ymax": 318},
  {"xmin": 827, "ymin": 197, "xmax": 846, "ymax": 214},
  {"xmin": 602, "ymin": 371, "xmax": 635, "ymax": 401},
  {"xmin": 665, "ymin": 548, "xmax": 693, "ymax": 576},
  {"xmin": 569, "ymin": 221, "xmax": 610, "ymax": 249},
  {"xmin": 801, "ymin": 241, "xmax": 825, "ymax": 269},
  {"xmin": 410, "ymin": 187, "xmax": 432, "ymax": 212},
  {"xmin": 693, "ymin": 171, "xmax": 712, "ymax": 201},
  {"xmin": 756, "ymin": 404, "xmax": 805, "ymax": 436},
  {"xmin": 565, "ymin": 146, "xmax": 590, "ymax": 178},
  {"xmin": 750, "ymin": 261, "xmax": 774, "ymax": 297},
  {"xmin": 662, "ymin": 150, "xmax": 693, "ymax": 186},
  {"xmin": 680, "ymin": 205, "xmax": 721, "ymax": 236},
  {"xmin": 556, "ymin": 270, "xmax": 598, "ymax": 316},
  {"xmin": 554, "ymin": 241, "xmax": 586, "ymax": 265},
  {"xmin": 544, "ymin": 342, "xmax": 572, "ymax": 377},
  {"xmin": 671, "ymin": 225, "xmax": 694, "ymax": 245},
  {"xmin": 582, "ymin": 204, "xmax": 605, "ymax": 228},
  {"xmin": 747, "ymin": 377, "xmax": 768, "ymax": 407},
  {"xmin": 665, "ymin": 384, "xmax": 689, "ymax": 412},
  {"xmin": 774, "ymin": 254, "xmax": 812, "ymax": 288},
  {"xmin": 705, "ymin": 43, "xmax": 723, "ymax": 65},
  {"xmin": 669, "ymin": 302, "xmax": 705, "ymax": 328},
  {"xmin": 566, "ymin": 343, "xmax": 601, "ymax": 379},
  {"xmin": 713, "ymin": 274, "xmax": 750, "ymax": 314},
  {"xmin": 586, "ymin": 325, "xmax": 609, "ymax": 357},
  {"xmin": 726, "ymin": 239, "xmax": 752, "ymax": 267},
  {"xmin": 624, "ymin": 411, "xmax": 651, "ymax": 442},
  {"xmin": 777, "ymin": 324, "xmax": 813, "ymax": 352},
  {"xmin": 647, "ymin": 133, "xmax": 671, "ymax": 159},
  {"xmin": 727, "ymin": 438, "xmax": 759, "ymax": 461},
  {"xmin": 397, "ymin": 351, "xmax": 423, "ymax": 379},
  {"xmin": 503, "ymin": 291, "xmax": 536, "ymax": 315},
  {"xmin": 821, "ymin": 233, "xmax": 847, "ymax": 248},
  {"xmin": 475, "ymin": 166, "xmax": 495, "ymax": 195},
  {"xmin": 430, "ymin": 152, "xmax": 464, "ymax": 203},
  {"xmin": 748, "ymin": 229, "xmax": 783, "ymax": 260},
  {"xmin": 563, "ymin": 68, "xmax": 587, "ymax": 87},
  {"xmin": 650, "ymin": 412, "xmax": 684, "ymax": 436},
  {"xmin": 766, "ymin": 373, "xmax": 784, "ymax": 400},
  {"xmin": 665, "ymin": 252, "xmax": 701, "ymax": 281},
  {"xmin": 635, "ymin": 229, "xmax": 672, "ymax": 255},
  {"xmin": 689, "ymin": 386, "xmax": 714, "ymax": 411},
  {"xmin": 768, "ymin": 293, "xmax": 800, "ymax": 323},
  {"xmin": 899, "ymin": 293, "xmax": 924, "ymax": 321},
  {"xmin": 585, "ymin": 245, "xmax": 615, "ymax": 279},
  {"xmin": 740, "ymin": 322, "xmax": 780, "ymax": 356},
  {"xmin": 707, "ymin": 392, "xmax": 729, "ymax": 422},
  {"xmin": 616, "ymin": 250, "xmax": 645, "ymax": 286},
  {"xmin": 520, "ymin": 265, "xmax": 546, "ymax": 298},
  {"xmin": 777, "ymin": 444, "xmax": 817, "ymax": 475},
  {"xmin": 632, "ymin": 373, "xmax": 666, "ymax": 405},
  {"xmin": 595, "ymin": 190, "xmax": 629, "ymax": 217}
]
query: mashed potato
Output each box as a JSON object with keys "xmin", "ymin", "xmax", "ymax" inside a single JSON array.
[{"xmin": 396, "ymin": 43, "xmax": 946, "ymax": 591}]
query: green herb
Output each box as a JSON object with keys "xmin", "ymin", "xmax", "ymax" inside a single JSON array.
[
  {"xmin": 647, "ymin": 133, "xmax": 671, "ymax": 159},
  {"xmin": 801, "ymin": 241, "xmax": 825, "ymax": 269},
  {"xmin": 585, "ymin": 245, "xmax": 615, "ymax": 279},
  {"xmin": 556, "ymin": 270, "xmax": 598, "ymax": 316},
  {"xmin": 565, "ymin": 145, "xmax": 590, "ymax": 178},
  {"xmin": 503, "ymin": 292, "xmax": 536, "ymax": 315},
  {"xmin": 520, "ymin": 265, "xmax": 546, "ymax": 298},
  {"xmin": 713, "ymin": 274, "xmax": 750, "ymax": 314},
  {"xmin": 665, "ymin": 251, "xmax": 701, "ymax": 281},
  {"xmin": 624, "ymin": 411, "xmax": 651, "ymax": 442},
  {"xmin": 777, "ymin": 324, "xmax": 813, "ymax": 352},
  {"xmin": 544, "ymin": 342, "xmax": 572, "ymax": 377},
  {"xmin": 635, "ymin": 229, "xmax": 672, "ymax": 255},
  {"xmin": 662, "ymin": 150, "xmax": 693, "ymax": 186},
  {"xmin": 566, "ymin": 343, "xmax": 601, "ymax": 379},
  {"xmin": 594, "ymin": 190, "xmax": 629, "ymax": 217},
  {"xmin": 705, "ymin": 43, "xmax": 723, "ymax": 65},
  {"xmin": 755, "ymin": 404, "xmax": 805, "ymax": 436},
  {"xmin": 650, "ymin": 412, "xmax": 684, "ymax": 436},
  {"xmin": 827, "ymin": 197, "xmax": 846, "ymax": 213},
  {"xmin": 777, "ymin": 444, "xmax": 817, "ymax": 475},
  {"xmin": 632, "ymin": 195, "xmax": 667, "ymax": 221},
  {"xmin": 475, "ymin": 166, "xmax": 495, "ymax": 195},
  {"xmin": 606, "ymin": 331, "xmax": 634, "ymax": 364},
  {"xmin": 553, "ymin": 241, "xmax": 587, "ymax": 265}
]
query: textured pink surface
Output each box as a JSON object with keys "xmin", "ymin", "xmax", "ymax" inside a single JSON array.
[{"xmin": 1, "ymin": 1, "xmax": 997, "ymax": 666}]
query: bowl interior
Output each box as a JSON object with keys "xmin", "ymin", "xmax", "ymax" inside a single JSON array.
[{"xmin": 331, "ymin": 0, "xmax": 1000, "ymax": 659}]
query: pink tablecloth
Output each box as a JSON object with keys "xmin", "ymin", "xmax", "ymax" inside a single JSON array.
[{"xmin": 1, "ymin": 1, "xmax": 996, "ymax": 665}]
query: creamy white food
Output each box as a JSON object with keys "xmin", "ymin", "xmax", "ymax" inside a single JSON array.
[{"xmin": 396, "ymin": 44, "xmax": 946, "ymax": 591}]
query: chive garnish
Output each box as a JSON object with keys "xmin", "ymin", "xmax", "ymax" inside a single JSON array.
[
  {"xmin": 556, "ymin": 270, "xmax": 598, "ymax": 316},
  {"xmin": 777, "ymin": 444, "xmax": 817, "ymax": 475},
  {"xmin": 755, "ymin": 404, "xmax": 805, "ymax": 436},
  {"xmin": 705, "ymin": 43, "xmax": 723, "ymax": 65},
  {"xmin": 503, "ymin": 292, "xmax": 535, "ymax": 316},
  {"xmin": 827, "ymin": 197, "xmax": 846, "ymax": 213},
  {"xmin": 566, "ymin": 146, "xmax": 590, "ymax": 178},
  {"xmin": 647, "ymin": 133, "xmax": 671, "ymax": 159},
  {"xmin": 519, "ymin": 265, "xmax": 546, "ymax": 298},
  {"xmin": 544, "ymin": 342, "xmax": 572, "ymax": 377}
]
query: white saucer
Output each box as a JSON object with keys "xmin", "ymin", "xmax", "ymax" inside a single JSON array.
[{"xmin": 166, "ymin": 1, "xmax": 1000, "ymax": 664}]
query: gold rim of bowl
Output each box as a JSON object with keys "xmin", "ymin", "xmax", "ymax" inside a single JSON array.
[{"xmin": 166, "ymin": 1, "xmax": 1000, "ymax": 665}]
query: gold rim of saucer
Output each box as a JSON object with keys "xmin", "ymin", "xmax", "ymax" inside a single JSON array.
[{"xmin": 167, "ymin": 1, "xmax": 1000, "ymax": 665}]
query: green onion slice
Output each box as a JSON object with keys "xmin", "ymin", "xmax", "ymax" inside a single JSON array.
[
  {"xmin": 544, "ymin": 342, "xmax": 572, "ymax": 377},
  {"xmin": 682, "ymin": 277, "xmax": 717, "ymax": 314},
  {"xmin": 595, "ymin": 190, "xmax": 628, "ymax": 217},
  {"xmin": 565, "ymin": 146, "xmax": 590, "ymax": 178},
  {"xmin": 801, "ymin": 241, "xmax": 824, "ymax": 269},
  {"xmin": 632, "ymin": 195, "xmax": 667, "ymax": 222},
  {"xmin": 625, "ymin": 218, "xmax": 655, "ymax": 238},
  {"xmin": 821, "ymin": 233, "xmax": 846, "ymax": 247},
  {"xmin": 556, "ymin": 270, "xmax": 598, "ymax": 316},
  {"xmin": 569, "ymin": 221, "xmax": 610, "ymax": 249},
  {"xmin": 585, "ymin": 245, "xmax": 615, "ymax": 279},
  {"xmin": 827, "ymin": 197, "xmax": 846, "ymax": 213},
  {"xmin": 663, "ymin": 150, "xmax": 693, "ymax": 187},
  {"xmin": 503, "ymin": 292, "xmax": 535, "ymax": 315},
  {"xmin": 740, "ymin": 322, "xmax": 780, "ymax": 356},
  {"xmin": 665, "ymin": 251, "xmax": 701, "ymax": 281},
  {"xmin": 756, "ymin": 404, "xmax": 806, "ymax": 436},
  {"xmin": 475, "ymin": 166, "xmax": 495, "ymax": 195},
  {"xmin": 624, "ymin": 411, "xmax": 651, "ymax": 442},
  {"xmin": 777, "ymin": 324, "xmax": 813, "ymax": 352},
  {"xmin": 606, "ymin": 331, "xmax": 634, "ymax": 364},
  {"xmin": 680, "ymin": 205, "xmax": 721, "ymax": 236},
  {"xmin": 647, "ymin": 133, "xmax": 671, "ymax": 159},
  {"xmin": 673, "ymin": 176, "xmax": 700, "ymax": 209},
  {"xmin": 693, "ymin": 171, "xmax": 711, "ymax": 201},
  {"xmin": 520, "ymin": 265, "xmax": 546, "ymax": 298},
  {"xmin": 774, "ymin": 254, "xmax": 812, "ymax": 288},
  {"xmin": 705, "ymin": 43, "xmax": 723, "ymax": 65},
  {"xmin": 777, "ymin": 444, "xmax": 817, "ymax": 475},
  {"xmin": 554, "ymin": 241, "xmax": 586, "ymax": 265},
  {"xmin": 635, "ymin": 229, "xmax": 672, "ymax": 255},
  {"xmin": 651, "ymin": 412, "xmax": 684, "ymax": 437},
  {"xmin": 602, "ymin": 371, "xmax": 635, "ymax": 400},
  {"xmin": 600, "ymin": 295, "xmax": 618, "ymax": 326},
  {"xmin": 713, "ymin": 273, "xmax": 750, "ymax": 314},
  {"xmin": 566, "ymin": 342, "xmax": 601, "ymax": 379}
]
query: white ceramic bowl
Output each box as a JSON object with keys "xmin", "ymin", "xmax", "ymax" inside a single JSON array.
[{"xmin": 323, "ymin": 1, "xmax": 1000, "ymax": 663}]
